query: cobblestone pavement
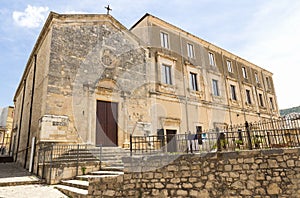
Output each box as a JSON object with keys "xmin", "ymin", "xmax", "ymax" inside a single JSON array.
[{"xmin": 0, "ymin": 163, "xmax": 67, "ymax": 198}]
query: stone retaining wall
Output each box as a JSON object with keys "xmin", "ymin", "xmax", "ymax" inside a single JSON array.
[
  {"xmin": 40, "ymin": 161, "xmax": 100, "ymax": 184},
  {"xmin": 88, "ymin": 148, "xmax": 300, "ymax": 197}
]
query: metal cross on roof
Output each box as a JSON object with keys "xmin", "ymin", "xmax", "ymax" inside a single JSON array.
[{"xmin": 105, "ymin": 5, "xmax": 112, "ymax": 15}]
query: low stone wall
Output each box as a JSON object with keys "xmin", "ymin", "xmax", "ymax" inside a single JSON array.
[
  {"xmin": 40, "ymin": 161, "xmax": 100, "ymax": 184},
  {"xmin": 88, "ymin": 148, "xmax": 300, "ymax": 197}
]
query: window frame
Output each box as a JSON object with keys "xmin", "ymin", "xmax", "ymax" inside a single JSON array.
[
  {"xmin": 266, "ymin": 77, "xmax": 271, "ymax": 89},
  {"xmin": 259, "ymin": 93, "xmax": 264, "ymax": 107},
  {"xmin": 269, "ymin": 97, "xmax": 274, "ymax": 110},
  {"xmin": 227, "ymin": 60, "xmax": 233, "ymax": 73},
  {"xmin": 246, "ymin": 89, "xmax": 252, "ymax": 104},
  {"xmin": 189, "ymin": 72, "xmax": 198, "ymax": 91},
  {"xmin": 187, "ymin": 43, "xmax": 195, "ymax": 58},
  {"xmin": 255, "ymin": 72, "xmax": 260, "ymax": 83},
  {"xmin": 208, "ymin": 52, "xmax": 216, "ymax": 66},
  {"xmin": 160, "ymin": 32, "xmax": 169, "ymax": 49},
  {"xmin": 161, "ymin": 64, "xmax": 172, "ymax": 85},
  {"xmin": 212, "ymin": 79, "xmax": 220, "ymax": 96},
  {"xmin": 242, "ymin": 67, "xmax": 247, "ymax": 79},
  {"xmin": 230, "ymin": 84, "xmax": 237, "ymax": 101}
]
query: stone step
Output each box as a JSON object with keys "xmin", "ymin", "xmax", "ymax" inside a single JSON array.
[
  {"xmin": 0, "ymin": 177, "xmax": 43, "ymax": 187},
  {"xmin": 55, "ymin": 156, "xmax": 99, "ymax": 161},
  {"xmin": 76, "ymin": 174, "xmax": 120, "ymax": 181},
  {"xmin": 55, "ymin": 184, "xmax": 88, "ymax": 197},
  {"xmin": 51, "ymin": 158, "xmax": 100, "ymax": 163},
  {"xmin": 54, "ymin": 159, "xmax": 99, "ymax": 163},
  {"xmin": 101, "ymin": 158, "xmax": 124, "ymax": 162},
  {"xmin": 90, "ymin": 170, "xmax": 124, "ymax": 176},
  {"xmin": 60, "ymin": 152, "xmax": 98, "ymax": 156},
  {"xmin": 102, "ymin": 154, "xmax": 129, "ymax": 158},
  {"xmin": 101, "ymin": 158, "xmax": 123, "ymax": 162},
  {"xmin": 102, "ymin": 147, "xmax": 130, "ymax": 153},
  {"xmin": 0, "ymin": 156, "xmax": 13, "ymax": 163},
  {"xmin": 102, "ymin": 163, "xmax": 124, "ymax": 168},
  {"xmin": 60, "ymin": 152, "xmax": 128, "ymax": 158},
  {"xmin": 53, "ymin": 146, "xmax": 128, "ymax": 197},
  {"xmin": 60, "ymin": 147, "xmax": 129, "ymax": 153},
  {"xmin": 101, "ymin": 166, "xmax": 124, "ymax": 171},
  {"xmin": 61, "ymin": 179, "xmax": 89, "ymax": 190}
]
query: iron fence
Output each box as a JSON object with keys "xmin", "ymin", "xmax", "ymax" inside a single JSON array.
[
  {"xmin": 37, "ymin": 143, "xmax": 102, "ymax": 183},
  {"xmin": 130, "ymin": 115, "xmax": 300, "ymax": 155}
]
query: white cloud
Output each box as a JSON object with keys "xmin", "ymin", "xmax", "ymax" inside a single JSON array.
[{"xmin": 12, "ymin": 5, "xmax": 49, "ymax": 28}]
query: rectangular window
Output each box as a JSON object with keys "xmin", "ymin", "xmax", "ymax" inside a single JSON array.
[
  {"xmin": 230, "ymin": 85, "xmax": 237, "ymax": 100},
  {"xmin": 242, "ymin": 67, "xmax": 247, "ymax": 79},
  {"xmin": 266, "ymin": 77, "xmax": 271, "ymax": 89},
  {"xmin": 208, "ymin": 52, "xmax": 216, "ymax": 66},
  {"xmin": 161, "ymin": 64, "xmax": 172, "ymax": 85},
  {"xmin": 255, "ymin": 72, "xmax": 259, "ymax": 83},
  {"xmin": 160, "ymin": 32, "xmax": 169, "ymax": 49},
  {"xmin": 190, "ymin": 72, "xmax": 198, "ymax": 91},
  {"xmin": 246, "ymin": 89, "xmax": 252, "ymax": 104},
  {"xmin": 212, "ymin": 79, "xmax": 219, "ymax": 96},
  {"xmin": 187, "ymin": 43, "xmax": 194, "ymax": 58},
  {"xmin": 269, "ymin": 97, "xmax": 274, "ymax": 110},
  {"xmin": 259, "ymin": 93, "xmax": 264, "ymax": 107},
  {"xmin": 227, "ymin": 60, "xmax": 233, "ymax": 73}
]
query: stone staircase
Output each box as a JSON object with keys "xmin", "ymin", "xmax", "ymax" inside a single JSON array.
[{"xmin": 54, "ymin": 147, "xmax": 129, "ymax": 197}]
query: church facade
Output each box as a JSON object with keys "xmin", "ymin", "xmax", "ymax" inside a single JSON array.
[{"xmin": 12, "ymin": 12, "xmax": 279, "ymax": 168}]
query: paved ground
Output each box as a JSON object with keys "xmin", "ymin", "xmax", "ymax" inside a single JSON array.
[
  {"xmin": 0, "ymin": 163, "xmax": 40, "ymax": 185},
  {"xmin": 0, "ymin": 163, "xmax": 67, "ymax": 198},
  {"xmin": 0, "ymin": 184, "xmax": 68, "ymax": 198}
]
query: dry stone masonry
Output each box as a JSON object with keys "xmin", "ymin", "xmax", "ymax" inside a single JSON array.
[{"xmin": 88, "ymin": 148, "xmax": 300, "ymax": 197}]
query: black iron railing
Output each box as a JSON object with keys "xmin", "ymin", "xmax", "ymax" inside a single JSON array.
[
  {"xmin": 37, "ymin": 143, "xmax": 102, "ymax": 183},
  {"xmin": 130, "ymin": 115, "xmax": 300, "ymax": 155}
]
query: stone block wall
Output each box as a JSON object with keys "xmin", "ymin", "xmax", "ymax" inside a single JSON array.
[
  {"xmin": 39, "ymin": 161, "xmax": 100, "ymax": 184},
  {"xmin": 88, "ymin": 148, "xmax": 300, "ymax": 197}
]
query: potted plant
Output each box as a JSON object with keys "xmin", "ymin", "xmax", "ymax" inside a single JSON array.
[
  {"xmin": 235, "ymin": 139, "xmax": 243, "ymax": 150},
  {"xmin": 81, "ymin": 166, "xmax": 87, "ymax": 175}
]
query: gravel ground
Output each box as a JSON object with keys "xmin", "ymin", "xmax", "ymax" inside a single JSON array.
[{"xmin": 0, "ymin": 184, "xmax": 68, "ymax": 198}]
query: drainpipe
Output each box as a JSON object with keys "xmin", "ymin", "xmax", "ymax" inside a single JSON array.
[
  {"xmin": 15, "ymin": 79, "xmax": 27, "ymax": 162},
  {"xmin": 24, "ymin": 54, "xmax": 37, "ymax": 169},
  {"xmin": 220, "ymin": 52, "xmax": 232, "ymax": 126},
  {"xmin": 236, "ymin": 59, "xmax": 247, "ymax": 123},
  {"xmin": 179, "ymin": 32, "xmax": 190, "ymax": 133},
  {"xmin": 260, "ymin": 70, "xmax": 272, "ymax": 120}
]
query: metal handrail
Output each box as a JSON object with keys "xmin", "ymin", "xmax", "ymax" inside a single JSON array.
[{"xmin": 37, "ymin": 143, "xmax": 103, "ymax": 184}]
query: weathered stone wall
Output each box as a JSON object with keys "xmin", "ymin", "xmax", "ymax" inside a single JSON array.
[
  {"xmin": 13, "ymin": 24, "xmax": 52, "ymax": 168},
  {"xmin": 47, "ymin": 17, "xmax": 148, "ymax": 144},
  {"xmin": 88, "ymin": 148, "xmax": 300, "ymax": 197}
]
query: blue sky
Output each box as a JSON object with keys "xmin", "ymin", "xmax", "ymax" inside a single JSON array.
[{"xmin": 0, "ymin": 0, "xmax": 299, "ymax": 109}]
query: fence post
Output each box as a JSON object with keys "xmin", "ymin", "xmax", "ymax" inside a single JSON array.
[
  {"xmin": 42, "ymin": 149, "xmax": 45, "ymax": 179},
  {"xmin": 185, "ymin": 133, "xmax": 188, "ymax": 153},
  {"xmin": 245, "ymin": 121, "xmax": 253, "ymax": 150},
  {"xmin": 36, "ymin": 149, "xmax": 40, "ymax": 175},
  {"xmin": 49, "ymin": 144, "xmax": 53, "ymax": 184},
  {"xmin": 99, "ymin": 144, "xmax": 102, "ymax": 170},
  {"xmin": 130, "ymin": 134, "xmax": 132, "ymax": 156},
  {"xmin": 217, "ymin": 132, "xmax": 221, "ymax": 152},
  {"xmin": 76, "ymin": 144, "xmax": 79, "ymax": 176}
]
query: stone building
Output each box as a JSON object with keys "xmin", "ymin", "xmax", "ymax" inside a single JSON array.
[
  {"xmin": 0, "ymin": 106, "xmax": 14, "ymax": 155},
  {"xmin": 12, "ymin": 12, "xmax": 279, "ymax": 168}
]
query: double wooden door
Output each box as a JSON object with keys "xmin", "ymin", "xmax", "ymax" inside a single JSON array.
[{"xmin": 96, "ymin": 101, "xmax": 118, "ymax": 146}]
